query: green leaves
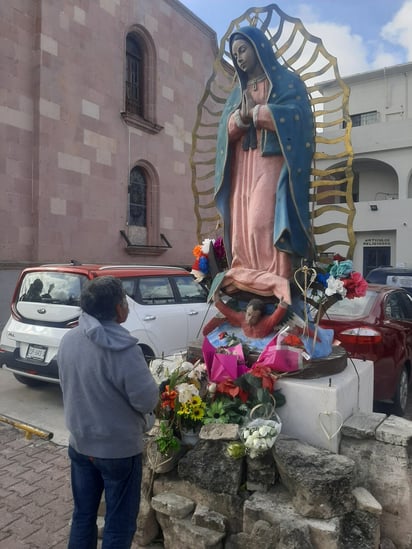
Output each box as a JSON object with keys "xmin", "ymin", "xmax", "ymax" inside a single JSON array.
[{"xmin": 155, "ymin": 421, "xmax": 181, "ymax": 456}]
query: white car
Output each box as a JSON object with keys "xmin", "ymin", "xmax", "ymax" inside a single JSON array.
[{"xmin": 0, "ymin": 263, "xmax": 216, "ymax": 386}]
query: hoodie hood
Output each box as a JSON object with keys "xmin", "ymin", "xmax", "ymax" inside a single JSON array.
[{"xmin": 79, "ymin": 311, "xmax": 138, "ymax": 351}]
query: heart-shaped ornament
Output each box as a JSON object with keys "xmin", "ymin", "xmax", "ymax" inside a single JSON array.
[
  {"xmin": 293, "ymin": 266, "xmax": 317, "ymax": 294},
  {"xmin": 318, "ymin": 410, "xmax": 344, "ymax": 441}
]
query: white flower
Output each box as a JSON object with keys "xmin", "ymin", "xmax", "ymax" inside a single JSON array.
[
  {"xmin": 187, "ymin": 362, "xmax": 206, "ymax": 381},
  {"xmin": 176, "ymin": 382, "xmax": 199, "ymax": 403},
  {"xmin": 325, "ymin": 276, "xmax": 347, "ymax": 298},
  {"xmin": 241, "ymin": 419, "xmax": 281, "ymax": 458},
  {"xmin": 191, "ymin": 269, "xmax": 205, "ymax": 282},
  {"xmin": 179, "ymin": 361, "xmax": 195, "ymax": 374},
  {"xmin": 201, "ymin": 238, "xmax": 214, "ymax": 254},
  {"xmin": 258, "ymin": 425, "xmax": 271, "ymax": 437}
]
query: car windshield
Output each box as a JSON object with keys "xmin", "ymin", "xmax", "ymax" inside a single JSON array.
[
  {"xmin": 323, "ymin": 289, "xmax": 377, "ymax": 319},
  {"xmin": 384, "ymin": 275, "xmax": 412, "ymax": 289},
  {"xmin": 18, "ymin": 272, "xmax": 87, "ymax": 306}
]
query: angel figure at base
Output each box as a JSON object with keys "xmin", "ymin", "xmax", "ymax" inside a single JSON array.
[
  {"xmin": 204, "ymin": 290, "xmax": 333, "ymax": 361},
  {"xmin": 203, "ymin": 293, "xmax": 288, "ymax": 340},
  {"xmin": 214, "ymin": 26, "xmax": 315, "ymax": 306}
]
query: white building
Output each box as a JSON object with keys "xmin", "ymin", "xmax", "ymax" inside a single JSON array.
[{"xmin": 317, "ymin": 62, "xmax": 412, "ymax": 276}]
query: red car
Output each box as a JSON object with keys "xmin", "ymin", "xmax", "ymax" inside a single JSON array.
[{"xmin": 320, "ymin": 284, "xmax": 412, "ymax": 416}]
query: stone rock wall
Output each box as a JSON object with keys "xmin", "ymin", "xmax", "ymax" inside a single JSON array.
[
  {"xmin": 137, "ymin": 416, "xmax": 411, "ymax": 548},
  {"xmin": 340, "ymin": 412, "xmax": 412, "ymax": 549}
]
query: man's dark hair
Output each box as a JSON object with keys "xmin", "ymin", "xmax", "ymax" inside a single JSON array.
[
  {"xmin": 80, "ymin": 276, "xmax": 125, "ymax": 321},
  {"xmin": 247, "ymin": 298, "xmax": 266, "ymax": 315}
]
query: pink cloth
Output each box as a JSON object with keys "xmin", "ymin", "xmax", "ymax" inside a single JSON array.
[{"xmin": 222, "ymin": 79, "xmax": 292, "ymax": 304}]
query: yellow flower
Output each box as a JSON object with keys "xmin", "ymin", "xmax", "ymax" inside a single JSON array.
[
  {"xmin": 177, "ymin": 403, "xmax": 189, "ymax": 417},
  {"xmin": 191, "ymin": 406, "xmax": 205, "ymax": 420},
  {"xmin": 191, "ymin": 395, "xmax": 202, "ymax": 406}
]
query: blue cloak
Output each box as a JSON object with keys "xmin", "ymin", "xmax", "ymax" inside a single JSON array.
[{"xmin": 214, "ymin": 26, "xmax": 315, "ymax": 262}]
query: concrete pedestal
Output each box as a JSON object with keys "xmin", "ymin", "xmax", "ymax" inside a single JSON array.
[{"xmin": 276, "ymin": 359, "xmax": 374, "ymax": 453}]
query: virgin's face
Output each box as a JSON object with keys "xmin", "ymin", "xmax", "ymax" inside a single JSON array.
[{"xmin": 231, "ymin": 38, "xmax": 260, "ymax": 77}]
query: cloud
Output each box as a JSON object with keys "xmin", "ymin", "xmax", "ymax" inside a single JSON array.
[
  {"xmin": 381, "ymin": 0, "xmax": 412, "ymax": 61},
  {"xmin": 371, "ymin": 47, "xmax": 404, "ymax": 71},
  {"xmin": 294, "ymin": 6, "xmax": 368, "ymax": 76},
  {"xmin": 295, "ymin": 3, "xmax": 409, "ymax": 77},
  {"xmin": 305, "ymin": 22, "xmax": 370, "ymax": 77}
]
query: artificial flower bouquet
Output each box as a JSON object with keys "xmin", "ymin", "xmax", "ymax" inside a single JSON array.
[
  {"xmin": 201, "ymin": 328, "xmax": 286, "ymax": 433},
  {"xmin": 308, "ymin": 255, "xmax": 368, "ymax": 318},
  {"xmin": 208, "ymin": 362, "xmax": 285, "ymax": 428},
  {"xmin": 240, "ymin": 394, "xmax": 282, "ymax": 458},
  {"xmin": 191, "ymin": 237, "xmax": 227, "ymax": 283},
  {"xmin": 241, "ymin": 417, "xmax": 282, "ymax": 459},
  {"xmin": 150, "ymin": 343, "xmax": 286, "ymax": 459},
  {"xmin": 153, "ymin": 358, "xmax": 208, "ymax": 453}
]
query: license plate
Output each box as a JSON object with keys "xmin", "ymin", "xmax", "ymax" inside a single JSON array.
[{"xmin": 26, "ymin": 344, "xmax": 47, "ymax": 362}]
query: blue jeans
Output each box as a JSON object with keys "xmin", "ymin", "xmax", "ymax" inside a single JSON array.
[{"xmin": 68, "ymin": 445, "xmax": 142, "ymax": 549}]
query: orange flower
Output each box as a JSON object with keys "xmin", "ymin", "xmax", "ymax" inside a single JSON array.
[
  {"xmin": 160, "ymin": 385, "xmax": 177, "ymax": 409},
  {"xmin": 192, "ymin": 245, "xmax": 203, "ymax": 259}
]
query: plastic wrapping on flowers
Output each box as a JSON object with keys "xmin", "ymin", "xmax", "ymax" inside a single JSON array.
[{"xmin": 240, "ymin": 417, "xmax": 282, "ymax": 459}]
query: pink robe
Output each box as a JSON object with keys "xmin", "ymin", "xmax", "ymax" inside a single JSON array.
[{"xmin": 221, "ymin": 79, "xmax": 292, "ymax": 304}]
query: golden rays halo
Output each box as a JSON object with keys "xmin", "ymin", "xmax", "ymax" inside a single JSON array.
[{"xmin": 189, "ymin": 3, "xmax": 355, "ymax": 260}]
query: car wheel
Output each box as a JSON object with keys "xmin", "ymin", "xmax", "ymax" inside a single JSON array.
[
  {"xmin": 139, "ymin": 344, "xmax": 155, "ymax": 365},
  {"xmin": 13, "ymin": 374, "xmax": 44, "ymax": 387},
  {"xmin": 392, "ymin": 366, "xmax": 409, "ymax": 417}
]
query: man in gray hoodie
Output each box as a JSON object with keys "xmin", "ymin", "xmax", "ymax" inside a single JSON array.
[{"xmin": 58, "ymin": 276, "xmax": 159, "ymax": 549}]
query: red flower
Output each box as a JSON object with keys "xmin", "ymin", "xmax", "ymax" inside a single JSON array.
[
  {"xmin": 216, "ymin": 379, "xmax": 248, "ymax": 403},
  {"xmin": 282, "ymin": 334, "xmax": 303, "ymax": 348},
  {"xmin": 343, "ymin": 272, "xmax": 368, "ymax": 299},
  {"xmin": 218, "ymin": 332, "xmax": 227, "ymax": 340},
  {"xmin": 351, "ymin": 271, "xmax": 368, "ymax": 297},
  {"xmin": 250, "ymin": 364, "xmax": 276, "ymax": 392}
]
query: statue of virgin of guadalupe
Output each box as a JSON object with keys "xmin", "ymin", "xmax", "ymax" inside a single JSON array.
[{"xmin": 214, "ymin": 26, "xmax": 315, "ymax": 306}]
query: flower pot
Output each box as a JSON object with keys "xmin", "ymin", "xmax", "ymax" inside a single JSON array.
[
  {"xmin": 146, "ymin": 439, "xmax": 182, "ymax": 473},
  {"xmin": 180, "ymin": 428, "xmax": 200, "ymax": 447}
]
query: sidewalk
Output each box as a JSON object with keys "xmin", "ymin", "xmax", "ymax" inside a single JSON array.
[
  {"xmin": 0, "ymin": 423, "xmax": 163, "ymax": 549},
  {"xmin": 0, "ymin": 422, "xmax": 72, "ymax": 548}
]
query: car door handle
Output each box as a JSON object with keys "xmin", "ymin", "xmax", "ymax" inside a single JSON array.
[
  {"xmin": 143, "ymin": 315, "xmax": 156, "ymax": 321},
  {"xmin": 188, "ymin": 311, "xmax": 199, "ymax": 316}
]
